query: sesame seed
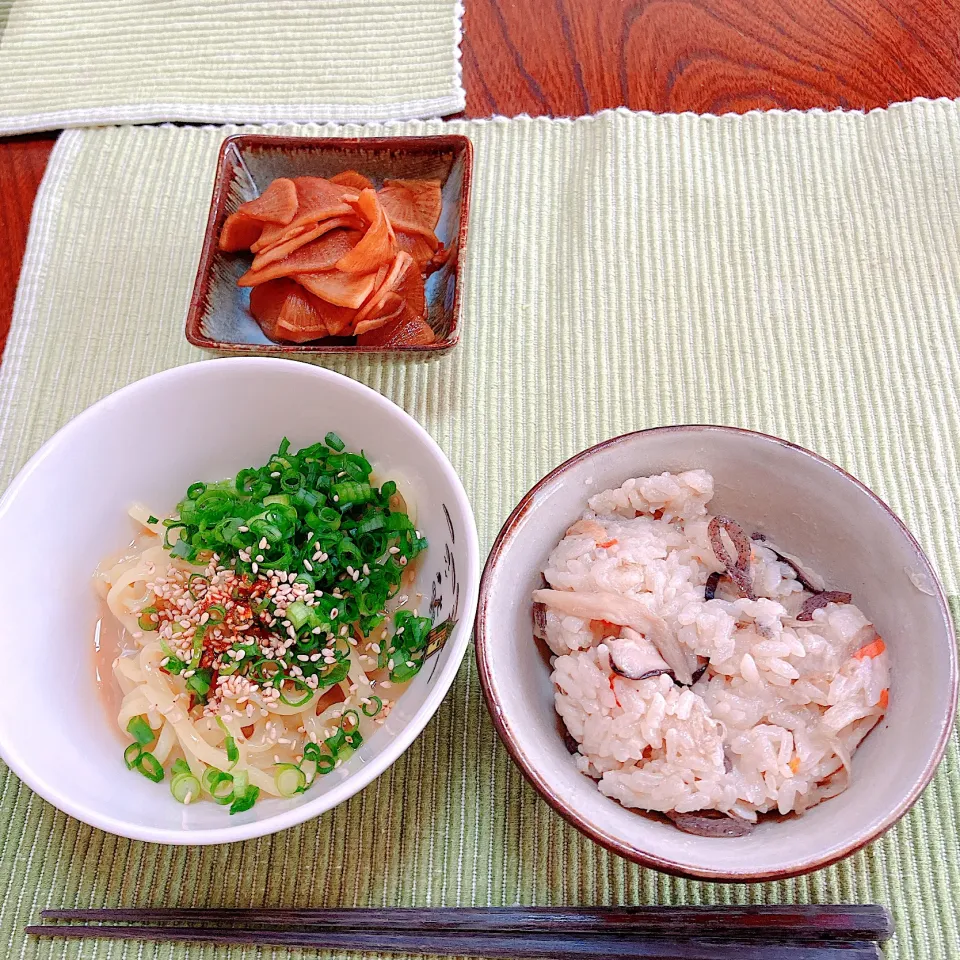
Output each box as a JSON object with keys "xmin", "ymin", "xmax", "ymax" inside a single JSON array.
[
  {"xmin": 297, "ymin": 655, "xmax": 308, "ymax": 662},
  {"xmin": 303, "ymin": 560, "xmax": 313, "ymax": 572},
  {"xmin": 399, "ymin": 557, "xmax": 407, "ymax": 566},
  {"xmin": 333, "ymin": 496, "xmax": 339, "ymax": 503},
  {"xmin": 252, "ymin": 563, "xmax": 259, "ymax": 574},
  {"xmin": 330, "ymin": 608, "xmax": 339, "ymax": 618},
  {"xmin": 259, "ymin": 537, "xmax": 268, "ymax": 549},
  {"xmin": 183, "ymin": 792, "xmax": 193, "ymax": 804},
  {"xmin": 270, "ymin": 471, "xmax": 281, "ymax": 478},
  {"xmin": 371, "ymin": 643, "xmax": 381, "ymax": 654},
  {"xmin": 389, "ymin": 546, "xmax": 400, "ymax": 555},
  {"xmin": 239, "ymin": 526, "xmax": 249, "ymax": 533}
]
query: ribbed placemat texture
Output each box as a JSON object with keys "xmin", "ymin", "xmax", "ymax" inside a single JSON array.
[
  {"xmin": 2, "ymin": 103, "xmax": 960, "ymax": 959},
  {"xmin": 0, "ymin": 0, "xmax": 464, "ymax": 132}
]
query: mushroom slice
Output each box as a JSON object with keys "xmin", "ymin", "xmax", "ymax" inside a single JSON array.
[
  {"xmin": 751, "ymin": 533, "xmax": 825, "ymax": 593},
  {"xmin": 708, "ymin": 516, "xmax": 755, "ymax": 599},
  {"xmin": 531, "ymin": 590, "xmax": 697, "ymax": 685},
  {"xmin": 665, "ymin": 810, "xmax": 756, "ymax": 838},
  {"xmin": 797, "ymin": 591, "xmax": 853, "ymax": 622},
  {"xmin": 607, "ymin": 628, "xmax": 673, "ymax": 681},
  {"xmin": 532, "ymin": 601, "xmax": 548, "ymax": 641}
]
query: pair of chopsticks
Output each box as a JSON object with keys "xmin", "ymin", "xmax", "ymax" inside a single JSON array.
[{"xmin": 29, "ymin": 905, "xmax": 893, "ymax": 958}]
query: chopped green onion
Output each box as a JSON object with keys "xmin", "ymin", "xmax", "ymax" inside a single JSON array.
[
  {"xmin": 216, "ymin": 717, "xmax": 240, "ymax": 768},
  {"xmin": 274, "ymin": 763, "xmax": 307, "ymax": 797},
  {"xmin": 232, "ymin": 768, "xmax": 249, "ymax": 795},
  {"xmin": 138, "ymin": 606, "xmax": 159, "ymax": 632},
  {"xmin": 126, "ymin": 715, "xmax": 155, "ymax": 746},
  {"xmin": 227, "ymin": 769, "xmax": 258, "ymax": 814},
  {"xmin": 146, "ymin": 515, "xmax": 159, "ymax": 525},
  {"xmin": 171, "ymin": 758, "xmax": 192, "ymax": 778},
  {"xmin": 278, "ymin": 678, "xmax": 313, "ymax": 707},
  {"xmin": 362, "ymin": 696, "xmax": 383, "ymax": 717},
  {"xmin": 325, "ymin": 432, "xmax": 346, "ymax": 452},
  {"xmin": 332, "ymin": 481, "xmax": 373, "ymax": 507},
  {"xmin": 171, "ymin": 772, "xmax": 200, "ymax": 804},
  {"xmin": 202, "ymin": 768, "xmax": 234, "ymax": 804},
  {"xmin": 299, "ymin": 757, "xmax": 318, "ymax": 787},
  {"xmin": 169, "ymin": 538, "xmax": 195, "ymax": 561},
  {"xmin": 286, "ymin": 600, "xmax": 310, "ymax": 630},
  {"xmin": 134, "ymin": 751, "xmax": 164, "ymax": 783},
  {"xmin": 123, "ymin": 743, "xmax": 142, "ymax": 769},
  {"xmin": 185, "ymin": 667, "xmax": 213, "ymax": 699}
]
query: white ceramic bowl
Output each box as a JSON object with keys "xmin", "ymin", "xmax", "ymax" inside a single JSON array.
[
  {"xmin": 0, "ymin": 358, "xmax": 479, "ymax": 845},
  {"xmin": 476, "ymin": 426, "xmax": 957, "ymax": 881}
]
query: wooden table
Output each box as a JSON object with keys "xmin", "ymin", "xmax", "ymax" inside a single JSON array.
[{"xmin": 2, "ymin": 0, "xmax": 959, "ymax": 357}]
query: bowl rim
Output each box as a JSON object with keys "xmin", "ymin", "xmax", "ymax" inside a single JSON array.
[
  {"xmin": 0, "ymin": 356, "xmax": 481, "ymax": 845},
  {"xmin": 184, "ymin": 133, "xmax": 473, "ymax": 355},
  {"xmin": 474, "ymin": 424, "xmax": 958, "ymax": 881}
]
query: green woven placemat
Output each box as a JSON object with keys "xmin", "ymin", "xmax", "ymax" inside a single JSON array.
[
  {"xmin": 0, "ymin": 0, "xmax": 463, "ymax": 133},
  {"xmin": 2, "ymin": 104, "xmax": 960, "ymax": 958}
]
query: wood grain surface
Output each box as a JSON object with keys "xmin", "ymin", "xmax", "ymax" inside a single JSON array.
[{"xmin": 2, "ymin": 0, "xmax": 960, "ymax": 359}]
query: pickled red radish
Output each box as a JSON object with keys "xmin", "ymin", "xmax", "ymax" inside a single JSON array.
[
  {"xmin": 219, "ymin": 214, "xmax": 264, "ymax": 252},
  {"xmin": 250, "ymin": 279, "xmax": 354, "ymax": 342},
  {"xmin": 357, "ymin": 313, "xmax": 436, "ymax": 347},
  {"xmin": 237, "ymin": 229, "xmax": 361, "ymax": 286},
  {"xmin": 336, "ymin": 189, "xmax": 396, "ymax": 274},
  {"xmin": 237, "ymin": 177, "xmax": 298, "ymax": 224},
  {"xmin": 297, "ymin": 270, "xmax": 377, "ymax": 310},
  {"xmin": 379, "ymin": 179, "xmax": 441, "ymax": 248},
  {"xmin": 330, "ymin": 170, "xmax": 375, "ymax": 191},
  {"xmin": 353, "ymin": 252, "xmax": 413, "ymax": 325},
  {"xmin": 251, "ymin": 217, "xmax": 361, "ymax": 272}
]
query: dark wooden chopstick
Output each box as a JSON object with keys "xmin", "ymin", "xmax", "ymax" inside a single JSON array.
[
  {"xmin": 26, "ymin": 924, "xmax": 883, "ymax": 959},
  {"xmin": 38, "ymin": 905, "xmax": 892, "ymax": 942}
]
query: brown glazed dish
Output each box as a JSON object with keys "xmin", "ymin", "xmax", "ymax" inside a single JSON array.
[{"xmin": 186, "ymin": 134, "xmax": 472, "ymax": 354}]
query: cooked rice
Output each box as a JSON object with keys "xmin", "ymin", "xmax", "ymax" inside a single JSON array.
[{"xmin": 535, "ymin": 470, "xmax": 889, "ymax": 822}]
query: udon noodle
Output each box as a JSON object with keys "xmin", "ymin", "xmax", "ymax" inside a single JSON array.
[{"xmin": 94, "ymin": 436, "xmax": 432, "ymax": 812}]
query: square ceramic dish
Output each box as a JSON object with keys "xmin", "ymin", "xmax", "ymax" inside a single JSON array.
[{"xmin": 186, "ymin": 134, "xmax": 473, "ymax": 354}]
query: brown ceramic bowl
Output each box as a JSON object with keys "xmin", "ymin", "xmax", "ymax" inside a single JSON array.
[
  {"xmin": 186, "ymin": 134, "xmax": 472, "ymax": 354},
  {"xmin": 475, "ymin": 426, "xmax": 957, "ymax": 881}
]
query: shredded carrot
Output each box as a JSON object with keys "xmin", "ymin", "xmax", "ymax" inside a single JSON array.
[
  {"xmin": 597, "ymin": 539, "xmax": 618, "ymax": 549},
  {"xmin": 879, "ymin": 688, "xmax": 889, "ymax": 710},
  {"xmin": 853, "ymin": 637, "xmax": 886, "ymax": 660},
  {"xmin": 789, "ymin": 757, "xmax": 801, "ymax": 774}
]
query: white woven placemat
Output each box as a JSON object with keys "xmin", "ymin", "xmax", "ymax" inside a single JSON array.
[
  {"xmin": 0, "ymin": 102, "xmax": 959, "ymax": 959},
  {"xmin": 0, "ymin": 0, "xmax": 464, "ymax": 132}
]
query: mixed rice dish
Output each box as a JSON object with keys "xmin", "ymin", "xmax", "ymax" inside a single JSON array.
[{"xmin": 533, "ymin": 470, "xmax": 889, "ymax": 836}]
